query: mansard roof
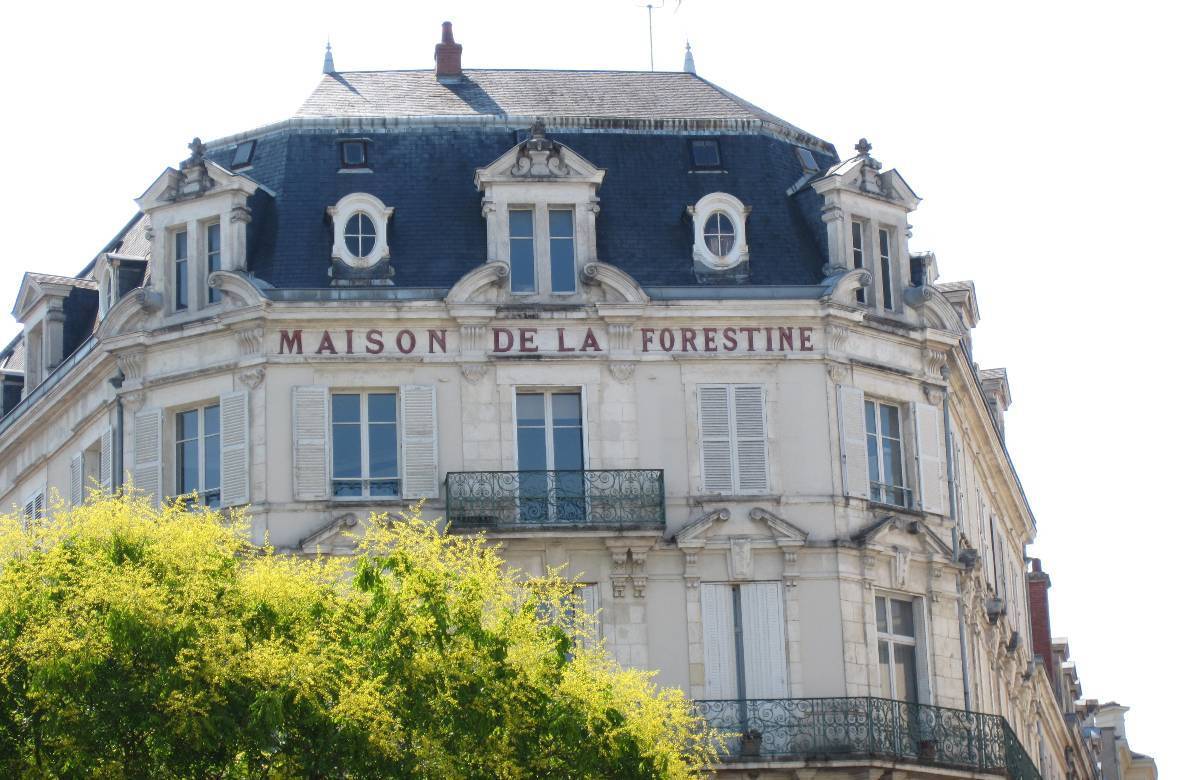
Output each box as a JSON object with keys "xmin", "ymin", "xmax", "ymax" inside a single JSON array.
[{"xmin": 296, "ymin": 69, "xmax": 834, "ymax": 152}]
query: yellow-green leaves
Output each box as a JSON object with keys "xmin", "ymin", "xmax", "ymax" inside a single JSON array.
[{"xmin": 0, "ymin": 494, "xmax": 714, "ymax": 778}]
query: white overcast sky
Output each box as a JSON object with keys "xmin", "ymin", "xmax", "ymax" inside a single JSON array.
[{"xmin": 1, "ymin": 0, "xmax": 1193, "ymax": 771}]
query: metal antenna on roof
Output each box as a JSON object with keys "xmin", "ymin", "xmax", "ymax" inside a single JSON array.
[
  {"xmin": 323, "ymin": 38, "xmax": 335, "ymax": 74},
  {"xmin": 633, "ymin": 1, "xmax": 666, "ymax": 70}
]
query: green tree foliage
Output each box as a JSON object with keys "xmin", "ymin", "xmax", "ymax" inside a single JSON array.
[{"xmin": 0, "ymin": 494, "xmax": 715, "ymax": 779}]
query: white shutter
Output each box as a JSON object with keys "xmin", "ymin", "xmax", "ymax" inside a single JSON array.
[
  {"xmin": 733, "ymin": 385, "xmax": 768, "ymax": 493},
  {"xmin": 132, "ymin": 409, "xmax": 162, "ymax": 505},
  {"xmin": 701, "ymin": 583, "xmax": 738, "ymax": 699},
  {"xmin": 99, "ymin": 427, "xmax": 113, "ymax": 492},
  {"xmin": 401, "ymin": 384, "xmax": 438, "ymax": 499},
  {"xmin": 69, "ymin": 453, "xmax": 83, "ymax": 506},
  {"xmin": 837, "ymin": 385, "xmax": 870, "ymax": 498},
  {"xmin": 292, "ymin": 386, "xmax": 330, "ymax": 501},
  {"xmin": 698, "ymin": 385, "xmax": 734, "ymax": 494},
  {"xmin": 576, "ymin": 584, "xmax": 600, "ymax": 647},
  {"xmin": 740, "ymin": 582, "xmax": 789, "ymax": 698},
  {"xmin": 913, "ymin": 402, "xmax": 945, "ymax": 515},
  {"xmin": 220, "ymin": 391, "xmax": 250, "ymax": 507}
]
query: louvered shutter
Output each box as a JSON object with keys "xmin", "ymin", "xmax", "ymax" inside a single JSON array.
[
  {"xmin": 99, "ymin": 427, "xmax": 113, "ymax": 492},
  {"xmin": 733, "ymin": 385, "xmax": 768, "ymax": 493},
  {"xmin": 220, "ymin": 391, "xmax": 250, "ymax": 507},
  {"xmin": 401, "ymin": 385, "xmax": 438, "ymax": 499},
  {"xmin": 132, "ymin": 409, "xmax": 162, "ymax": 505},
  {"xmin": 739, "ymin": 582, "xmax": 789, "ymax": 698},
  {"xmin": 292, "ymin": 386, "xmax": 330, "ymax": 501},
  {"xmin": 576, "ymin": 584, "xmax": 600, "ymax": 648},
  {"xmin": 698, "ymin": 386, "xmax": 734, "ymax": 494},
  {"xmin": 912, "ymin": 402, "xmax": 946, "ymax": 515},
  {"xmin": 700, "ymin": 583, "xmax": 738, "ymax": 699},
  {"xmin": 69, "ymin": 453, "xmax": 83, "ymax": 506},
  {"xmin": 837, "ymin": 385, "xmax": 870, "ymax": 498}
]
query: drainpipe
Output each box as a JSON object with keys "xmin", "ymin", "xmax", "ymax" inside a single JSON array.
[
  {"xmin": 942, "ymin": 364, "xmax": 973, "ymax": 712},
  {"xmin": 109, "ymin": 370, "xmax": 124, "ymax": 490}
]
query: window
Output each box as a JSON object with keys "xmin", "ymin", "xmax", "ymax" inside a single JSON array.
[
  {"xmin": 549, "ymin": 209, "xmax": 576, "ymax": 293},
  {"xmin": 878, "ymin": 228, "xmax": 895, "ymax": 310},
  {"xmin": 206, "ymin": 223, "xmax": 221, "ymax": 304},
  {"xmin": 703, "ymin": 213, "xmax": 736, "ymax": 258},
  {"xmin": 876, "ymin": 595, "xmax": 923, "ymax": 702},
  {"xmin": 22, "ymin": 490, "xmax": 45, "ymax": 524},
  {"xmin": 865, "ymin": 400, "xmax": 909, "ymax": 507},
  {"xmin": 340, "ymin": 140, "xmax": 367, "ymax": 169},
  {"xmin": 851, "ymin": 221, "xmax": 866, "ymax": 304},
  {"xmin": 516, "ymin": 391, "xmax": 584, "ymax": 522},
  {"xmin": 689, "ymin": 139, "xmax": 722, "ymax": 169},
  {"xmin": 344, "ymin": 213, "xmax": 376, "ymax": 259},
  {"xmin": 509, "ymin": 208, "xmax": 535, "ymax": 293},
  {"xmin": 697, "ymin": 384, "xmax": 768, "ymax": 494},
  {"xmin": 796, "ymin": 146, "xmax": 819, "ymax": 173},
  {"xmin": 176, "ymin": 405, "xmax": 220, "ymax": 507},
  {"xmin": 332, "ymin": 392, "xmax": 399, "ymax": 498},
  {"xmin": 231, "ymin": 140, "xmax": 256, "ymax": 169},
  {"xmin": 174, "ymin": 230, "xmax": 188, "ymax": 310},
  {"xmin": 701, "ymin": 582, "xmax": 788, "ymax": 699}
]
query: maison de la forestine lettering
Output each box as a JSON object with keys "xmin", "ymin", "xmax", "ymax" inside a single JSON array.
[{"xmin": 0, "ymin": 23, "xmax": 1156, "ymax": 780}]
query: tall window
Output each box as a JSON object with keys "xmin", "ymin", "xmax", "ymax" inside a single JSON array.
[
  {"xmin": 549, "ymin": 209, "xmax": 576, "ymax": 293},
  {"xmin": 206, "ymin": 223, "xmax": 221, "ymax": 304},
  {"xmin": 865, "ymin": 400, "xmax": 909, "ymax": 506},
  {"xmin": 876, "ymin": 595, "xmax": 922, "ymax": 702},
  {"xmin": 878, "ymin": 228, "xmax": 894, "ymax": 310},
  {"xmin": 697, "ymin": 384, "xmax": 768, "ymax": 495},
  {"xmin": 516, "ymin": 390, "xmax": 584, "ymax": 522},
  {"xmin": 509, "ymin": 209, "xmax": 535, "ymax": 293},
  {"xmin": 701, "ymin": 582, "xmax": 788, "ymax": 699},
  {"xmin": 851, "ymin": 221, "xmax": 866, "ymax": 304},
  {"xmin": 176, "ymin": 404, "xmax": 219, "ymax": 507},
  {"xmin": 174, "ymin": 230, "xmax": 188, "ymax": 310},
  {"xmin": 332, "ymin": 392, "xmax": 398, "ymax": 497}
]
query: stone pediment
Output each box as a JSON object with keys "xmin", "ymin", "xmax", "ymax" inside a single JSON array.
[
  {"xmin": 474, "ymin": 121, "xmax": 605, "ymax": 187},
  {"xmin": 814, "ymin": 140, "xmax": 920, "ymax": 211},
  {"xmin": 135, "ymin": 140, "xmax": 259, "ymax": 212},
  {"xmin": 675, "ymin": 506, "xmax": 809, "ymax": 549}
]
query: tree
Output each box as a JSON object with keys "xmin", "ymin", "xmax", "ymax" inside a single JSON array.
[{"xmin": 0, "ymin": 493, "xmax": 715, "ymax": 779}]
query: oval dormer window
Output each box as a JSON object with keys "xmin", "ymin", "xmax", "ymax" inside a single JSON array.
[
  {"xmin": 345, "ymin": 212, "xmax": 377, "ymax": 258},
  {"xmin": 704, "ymin": 212, "xmax": 735, "ymax": 257}
]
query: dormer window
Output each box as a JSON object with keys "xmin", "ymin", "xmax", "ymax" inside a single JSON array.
[
  {"xmin": 689, "ymin": 192, "xmax": 750, "ymax": 275},
  {"xmin": 340, "ymin": 140, "xmax": 368, "ymax": 170},
  {"xmin": 505, "ymin": 207, "xmax": 577, "ymax": 295},
  {"xmin": 327, "ymin": 193, "xmax": 393, "ymax": 284},
  {"xmin": 690, "ymin": 139, "xmax": 722, "ymax": 170},
  {"xmin": 345, "ymin": 212, "xmax": 377, "ymax": 258},
  {"xmin": 849, "ymin": 219, "xmax": 900, "ymax": 311}
]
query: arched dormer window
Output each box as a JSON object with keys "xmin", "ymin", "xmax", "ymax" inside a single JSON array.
[
  {"xmin": 326, "ymin": 192, "xmax": 394, "ymax": 286},
  {"xmin": 689, "ymin": 192, "xmax": 750, "ymax": 276}
]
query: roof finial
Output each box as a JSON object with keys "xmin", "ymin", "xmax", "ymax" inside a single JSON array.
[
  {"xmin": 323, "ymin": 39, "xmax": 336, "ymax": 74},
  {"xmin": 855, "ymin": 137, "xmax": 873, "ymax": 157},
  {"xmin": 185, "ymin": 137, "xmax": 206, "ymax": 169},
  {"xmin": 683, "ymin": 41, "xmax": 696, "ymax": 74}
]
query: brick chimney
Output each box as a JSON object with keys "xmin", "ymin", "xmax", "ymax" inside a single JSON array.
[
  {"xmin": 435, "ymin": 21, "xmax": 463, "ymax": 83},
  {"xmin": 1027, "ymin": 558, "xmax": 1054, "ymax": 679}
]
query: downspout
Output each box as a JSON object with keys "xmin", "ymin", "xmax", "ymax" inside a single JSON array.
[
  {"xmin": 943, "ymin": 364, "xmax": 973, "ymax": 712},
  {"xmin": 109, "ymin": 370, "xmax": 124, "ymax": 490}
]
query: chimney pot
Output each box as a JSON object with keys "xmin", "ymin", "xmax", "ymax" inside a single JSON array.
[{"xmin": 435, "ymin": 21, "xmax": 463, "ymax": 82}]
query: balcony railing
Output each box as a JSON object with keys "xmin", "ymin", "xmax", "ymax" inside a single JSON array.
[
  {"xmin": 444, "ymin": 469, "xmax": 666, "ymax": 529},
  {"xmin": 693, "ymin": 697, "xmax": 1041, "ymax": 779}
]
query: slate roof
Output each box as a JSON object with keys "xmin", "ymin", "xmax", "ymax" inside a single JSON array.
[
  {"xmin": 25, "ymin": 273, "xmax": 98, "ymax": 290},
  {"xmin": 296, "ymin": 69, "xmax": 833, "ymax": 153}
]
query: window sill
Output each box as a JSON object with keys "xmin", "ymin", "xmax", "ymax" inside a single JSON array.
[{"xmin": 337, "ymin": 168, "xmax": 373, "ymax": 174}]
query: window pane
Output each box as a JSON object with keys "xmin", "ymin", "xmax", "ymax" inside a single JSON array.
[
  {"xmin": 878, "ymin": 229, "xmax": 890, "ymax": 257},
  {"xmin": 893, "ymin": 644, "xmax": 919, "ymax": 703},
  {"xmin": 207, "ymin": 223, "xmax": 221, "ymax": 253},
  {"xmin": 878, "ymin": 641, "xmax": 893, "ymax": 697},
  {"xmin": 367, "ymin": 393, "xmax": 396, "ymax": 423},
  {"xmin": 332, "ymin": 394, "xmax": 360, "ymax": 423},
  {"xmin": 882, "ymin": 438, "xmax": 903, "ymax": 488},
  {"xmin": 551, "ymin": 393, "xmax": 582, "ymax": 426},
  {"xmin": 509, "ymin": 209, "xmax": 533, "ymax": 238},
  {"xmin": 178, "ymin": 439, "xmax": 199, "ymax": 493},
  {"xmin": 552, "ymin": 428, "xmax": 584, "ymax": 471},
  {"xmin": 690, "ymin": 139, "xmax": 721, "ymax": 168},
  {"xmin": 864, "ymin": 401, "xmax": 877, "ymax": 435},
  {"xmin": 177, "ymin": 409, "xmax": 198, "ymax": 441},
  {"xmin": 204, "ymin": 405, "xmax": 220, "ymax": 434},
  {"xmin": 880, "ymin": 256, "xmax": 894, "ymax": 309},
  {"xmin": 879, "ymin": 404, "xmax": 900, "ymax": 438},
  {"xmin": 368, "ymin": 423, "xmax": 397, "ymax": 478},
  {"xmin": 550, "ymin": 236, "xmax": 575, "ymax": 293},
  {"xmin": 332, "ymin": 480, "xmax": 362, "ymax": 498},
  {"xmin": 370, "ymin": 480, "xmax": 399, "ymax": 497},
  {"xmin": 175, "ymin": 231, "xmax": 188, "ymax": 260},
  {"xmin": 232, "ymin": 140, "xmax": 255, "ymax": 167},
  {"xmin": 875, "ymin": 596, "xmax": 889, "ymax": 633},
  {"xmin": 332, "ymin": 425, "xmax": 362, "ymax": 479},
  {"xmin": 517, "ymin": 428, "xmax": 547, "ymax": 471},
  {"xmin": 204, "ymin": 432, "xmax": 220, "ymax": 491},
  {"xmin": 342, "ymin": 141, "xmax": 365, "ymax": 166},
  {"xmin": 549, "ymin": 209, "xmax": 573, "ymax": 238},
  {"xmin": 509, "ymin": 210, "xmax": 534, "ymax": 293},
  {"xmin": 516, "ymin": 393, "xmax": 546, "ymax": 426},
  {"xmin": 891, "ymin": 599, "xmax": 915, "ymax": 637}
]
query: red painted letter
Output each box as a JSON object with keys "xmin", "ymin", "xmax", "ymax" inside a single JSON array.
[
  {"xmin": 519, "ymin": 328, "xmax": 538, "ymax": 353},
  {"xmin": 681, "ymin": 328, "xmax": 698, "ymax": 352},
  {"xmin": 777, "ymin": 327, "xmax": 794, "ymax": 351},
  {"xmin": 428, "ymin": 329, "xmax": 447, "ymax": 353},
  {"xmin": 316, "ymin": 331, "xmax": 337, "ymax": 354},
  {"xmin": 365, "ymin": 329, "xmax": 384, "ymax": 354},
  {"xmin": 396, "ymin": 330, "xmax": 416, "ymax": 354},
  {"xmin": 580, "ymin": 328, "xmax": 601, "ymax": 352},
  {"xmin": 722, "ymin": 327, "xmax": 738, "ymax": 351},
  {"xmin": 797, "ymin": 326, "xmax": 814, "ymax": 351},
  {"xmin": 703, "ymin": 327, "xmax": 718, "ymax": 352},
  {"xmin": 557, "ymin": 327, "xmax": 576, "ymax": 352},
  {"xmin": 279, "ymin": 330, "xmax": 303, "ymax": 354},
  {"xmin": 641, "ymin": 328, "xmax": 656, "ymax": 351},
  {"xmin": 493, "ymin": 328, "xmax": 514, "ymax": 352}
]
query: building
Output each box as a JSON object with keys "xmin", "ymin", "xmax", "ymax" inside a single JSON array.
[{"xmin": 0, "ymin": 22, "xmax": 1155, "ymax": 779}]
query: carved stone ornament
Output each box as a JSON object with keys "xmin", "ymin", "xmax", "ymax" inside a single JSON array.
[
  {"xmin": 729, "ymin": 538, "xmax": 754, "ymax": 580},
  {"xmin": 236, "ymin": 325, "xmax": 264, "ymax": 356},
  {"xmin": 608, "ymin": 361, "xmax": 635, "ymax": 383},
  {"xmin": 893, "ymin": 546, "xmax": 911, "ymax": 588},
  {"xmin": 510, "ymin": 120, "xmax": 572, "ymax": 178},
  {"xmin": 116, "ymin": 352, "xmax": 145, "ymax": 383},
  {"xmin": 237, "ymin": 367, "xmax": 265, "ymax": 390},
  {"xmin": 827, "ymin": 324, "xmax": 850, "ymax": 351},
  {"xmin": 460, "ymin": 363, "xmax": 488, "ymax": 384},
  {"xmin": 923, "ymin": 348, "xmax": 949, "ymax": 377},
  {"xmin": 827, "ymin": 363, "xmax": 850, "ymax": 384},
  {"xmin": 122, "ymin": 389, "xmax": 146, "ymax": 412},
  {"xmin": 922, "ymin": 383, "xmax": 946, "ymax": 406}
]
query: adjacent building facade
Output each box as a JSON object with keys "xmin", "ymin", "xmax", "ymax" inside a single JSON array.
[{"xmin": 0, "ymin": 24, "xmax": 1154, "ymax": 779}]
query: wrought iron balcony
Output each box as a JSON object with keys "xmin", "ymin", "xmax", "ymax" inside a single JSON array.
[
  {"xmin": 693, "ymin": 697, "xmax": 1042, "ymax": 779},
  {"xmin": 444, "ymin": 469, "xmax": 666, "ymax": 530}
]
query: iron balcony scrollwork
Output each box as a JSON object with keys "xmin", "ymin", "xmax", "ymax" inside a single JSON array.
[
  {"xmin": 444, "ymin": 469, "xmax": 666, "ymax": 529},
  {"xmin": 693, "ymin": 697, "xmax": 1042, "ymax": 780}
]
